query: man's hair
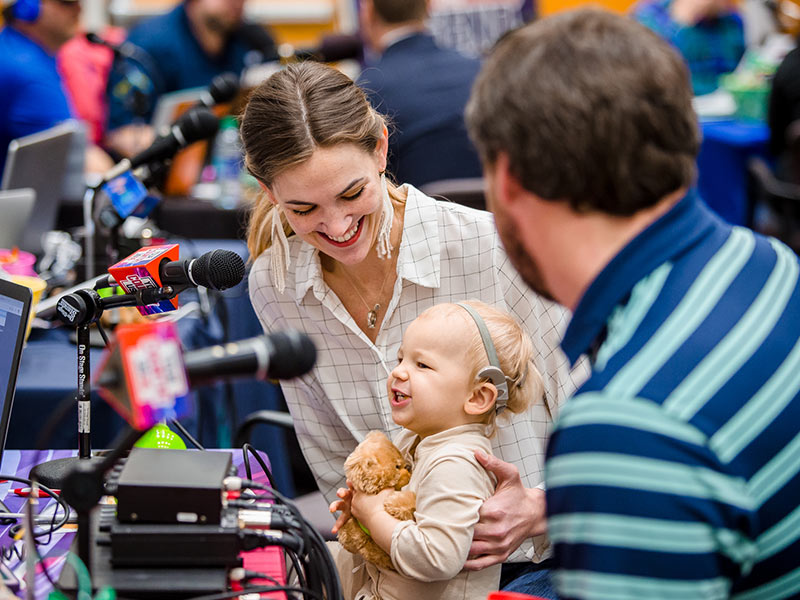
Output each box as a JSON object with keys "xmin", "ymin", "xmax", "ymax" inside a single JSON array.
[
  {"xmin": 371, "ymin": 0, "xmax": 427, "ymax": 24},
  {"xmin": 465, "ymin": 9, "xmax": 701, "ymax": 215}
]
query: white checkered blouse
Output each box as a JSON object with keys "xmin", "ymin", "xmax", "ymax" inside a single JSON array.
[{"xmin": 249, "ymin": 185, "xmax": 589, "ymax": 561}]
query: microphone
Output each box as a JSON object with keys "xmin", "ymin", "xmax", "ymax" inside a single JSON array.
[
  {"xmin": 95, "ymin": 325, "xmax": 316, "ymax": 429},
  {"xmin": 286, "ymin": 33, "xmax": 363, "ymax": 63},
  {"xmin": 238, "ymin": 23, "xmax": 278, "ymax": 65},
  {"xmin": 102, "ymin": 107, "xmax": 219, "ymax": 182},
  {"xmin": 196, "ymin": 72, "xmax": 240, "ymax": 109},
  {"xmin": 85, "ymin": 32, "xmax": 138, "ymax": 60},
  {"xmin": 183, "ymin": 329, "xmax": 317, "ymax": 385},
  {"xmin": 96, "ymin": 320, "xmax": 192, "ymax": 430},
  {"xmin": 159, "ymin": 249, "xmax": 246, "ymax": 291},
  {"xmin": 108, "ymin": 245, "xmax": 245, "ymax": 315}
]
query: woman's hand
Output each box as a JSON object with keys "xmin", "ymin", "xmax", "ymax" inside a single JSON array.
[
  {"xmin": 465, "ymin": 451, "xmax": 547, "ymax": 570},
  {"xmin": 329, "ymin": 483, "xmax": 354, "ymax": 535}
]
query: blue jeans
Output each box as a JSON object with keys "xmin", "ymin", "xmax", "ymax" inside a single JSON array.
[{"xmin": 500, "ymin": 560, "xmax": 557, "ymax": 599}]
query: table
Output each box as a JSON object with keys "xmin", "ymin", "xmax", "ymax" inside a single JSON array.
[
  {"xmin": 0, "ymin": 449, "xmax": 281, "ymax": 599},
  {"xmin": 697, "ymin": 119, "xmax": 771, "ymax": 226}
]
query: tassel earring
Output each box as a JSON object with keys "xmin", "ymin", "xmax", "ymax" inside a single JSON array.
[
  {"xmin": 376, "ymin": 171, "xmax": 394, "ymax": 259},
  {"xmin": 270, "ymin": 205, "xmax": 291, "ymax": 293}
]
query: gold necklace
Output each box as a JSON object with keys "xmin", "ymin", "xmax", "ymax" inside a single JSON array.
[{"xmin": 339, "ymin": 265, "xmax": 395, "ymax": 329}]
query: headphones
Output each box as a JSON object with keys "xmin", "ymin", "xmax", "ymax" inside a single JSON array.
[{"xmin": 11, "ymin": 0, "xmax": 41, "ymax": 22}]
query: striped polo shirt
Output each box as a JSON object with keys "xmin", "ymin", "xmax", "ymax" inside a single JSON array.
[{"xmin": 546, "ymin": 192, "xmax": 800, "ymax": 599}]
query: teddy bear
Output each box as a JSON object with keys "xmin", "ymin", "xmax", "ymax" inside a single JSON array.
[{"xmin": 337, "ymin": 430, "xmax": 416, "ymax": 571}]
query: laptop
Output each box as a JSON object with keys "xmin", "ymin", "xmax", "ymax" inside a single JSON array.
[
  {"xmin": 1, "ymin": 120, "xmax": 85, "ymax": 255},
  {"xmin": 0, "ymin": 278, "xmax": 33, "ymax": 469},
  {"xmin": 0, "ymin": 189, "xmax": 37, "ymax": 250}
]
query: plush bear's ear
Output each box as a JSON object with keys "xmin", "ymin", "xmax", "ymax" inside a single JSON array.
[{"xmin": 346, "ymin": 454, "xmax": 381, "ymax": 493}]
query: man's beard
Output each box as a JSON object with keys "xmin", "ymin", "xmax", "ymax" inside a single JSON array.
[
  {"xmin": 492, "ymin": 199, "xmax": 556, "ymax": 303},
  {"xmin": 205, "ymin": 15, "xmax": 237, "ymax": 35}
]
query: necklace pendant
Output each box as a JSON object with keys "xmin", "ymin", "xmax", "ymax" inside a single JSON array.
[{"xmin": 367, "ymin": 304, "xmax": 380, "ymax": 329}]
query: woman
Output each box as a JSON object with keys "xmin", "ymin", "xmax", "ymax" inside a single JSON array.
[{"xmin": 241, "ymin": 61, "xmax": 587, "ymax": 595}]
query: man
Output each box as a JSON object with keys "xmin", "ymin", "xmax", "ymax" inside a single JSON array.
[
  {"xmin": 0, "ymin": 0, "xmax": 111, "ymax": 174},
  {"xmin": 105, "ymin": 0, "xmax": 276, "ymax": 157},
  {"xmin": 466, "ymin": 9, "xmax": 800, "ymax": 599},
  {"xmin": 357, "ymin": 0, "xmax": 483, "ymax": 189}
]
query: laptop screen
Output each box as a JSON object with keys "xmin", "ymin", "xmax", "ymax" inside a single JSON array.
[
  {"xmin": 0, "ymin": 279, "xmax": 32, "ymax": 468},
  {"xmin": 0, "ymin": 120, "xmax": 83, "ymax": 255}
]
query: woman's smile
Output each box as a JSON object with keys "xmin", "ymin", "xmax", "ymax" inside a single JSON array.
[{"xmin": 319, "ymin": 216, "xmax": 365, "ymax": 247}]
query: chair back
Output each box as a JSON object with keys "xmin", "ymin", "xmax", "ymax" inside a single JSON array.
[
  {"xmin": 747, "ymin": 156, "xmax": 800, "ymax": 252},
  {"xmin": 786, "ymin": 119, "xmax": 800, "ymax": 184},
  {"xmin": 420, "ymin": 178, "xmax": 486, "ymax": 211}
]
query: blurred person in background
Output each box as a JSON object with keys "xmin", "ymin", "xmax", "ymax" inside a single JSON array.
[
  {"xmin": 357, "ymin": 0, "xmax": 483, "ymax": 189},
  {"xmin": 768, "ymin": 0, "xmax": 800, "ymax": 181},
  {"xmin": 0, "ymin": 0, "xmax": 113, "ymax": 174},
  {"xmin": 105, "ymin": 0, "xmax": 277, "ymax": 158},
  {"xmin": 632, "ymin": 0, "xmax": 746, "ymax": 95},
  {"xmin": 57, "ymin": 21, "xmax": 126, "ymax": 147}
]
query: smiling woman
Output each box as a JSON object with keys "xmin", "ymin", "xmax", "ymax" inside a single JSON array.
[{"xmin": 240, "ymin": 61, "xmax": 589, "ymax": 598}]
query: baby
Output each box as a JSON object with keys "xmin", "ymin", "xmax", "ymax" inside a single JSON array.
[{"xmin": 330, "ymin": 300, "xmax": 543, "ymax": 600}]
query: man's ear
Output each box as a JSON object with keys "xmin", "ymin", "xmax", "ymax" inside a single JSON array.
[
  {"xmin": 495, "ymin": 152, "xmax": 527, "ymax": 209},
  {"xmin": 464, "ymin": 382, "xmax": 497, "ymax": 416}
]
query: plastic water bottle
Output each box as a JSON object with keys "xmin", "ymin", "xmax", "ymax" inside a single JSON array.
[{"xmin": 211, "ymin": 116, "xmax": 243, "ymax": 209}]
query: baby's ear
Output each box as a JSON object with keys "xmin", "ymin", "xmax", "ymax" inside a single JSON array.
[{"xmin": 464, "ymin": 382, "xmax": 497, "ymax": 416}]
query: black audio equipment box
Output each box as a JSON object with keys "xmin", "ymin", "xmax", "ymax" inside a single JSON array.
[
  {"xmin": 108, "ymin": 508, "xmax": 241, "ymax": 567},
  {"xmin": 115, "ymin": 448, "xmax": 234, "ymax": 525}
]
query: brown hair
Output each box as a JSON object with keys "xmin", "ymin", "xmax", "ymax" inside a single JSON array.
[
  {"xmin": 465, "ymin": 8, "xmax": 701, "ymax": 216},
  {"xmin": 422, "ymin": 301, "xmax": 544, "ymax": 427},
  {"xmin": 240, "ymin": 62, "xmax": 390, "ymax": 259},
  {"xmin": 372, "ymin": 0, "xmax": 427, "ymax": 23}
]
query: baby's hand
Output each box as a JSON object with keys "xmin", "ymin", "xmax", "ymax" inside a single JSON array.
[
  {"xmin": 351, "ymin": 488, "xmax": 394, "ymax": 524},
  {"xmin": 330, "ymin": 483, "xmax": 354, "ymax": 535}
]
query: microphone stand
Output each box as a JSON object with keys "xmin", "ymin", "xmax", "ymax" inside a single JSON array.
[
  {"xmin": 61, "ymin": 424, "xmax": 144, "ymax": 577},
  {"xmin": 29, "ymin": 286, "xmax": 178, "ymax": 489}
]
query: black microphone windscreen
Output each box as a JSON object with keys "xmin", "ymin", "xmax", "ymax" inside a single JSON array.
[
  {"xmin": 239, "ymin": 23, "xmax": 278, "ymax": 60},
  {"xmin": 266, "ymin": 330, "xmax": 317, "ymax": 380},
  {"xmin": 192, "ymin": 250, "xmax": 246, "ymax": 290},
  {"xmin": 176, "ymin": 107, "xmax": 220, "ymax": 144},
  {"xmin": 209, "ymin": 73, "xmax": 240, "ymax": 105},
  {"xmin": 85, "ymin": 32, "xmax": 104, "ymax": 46}
]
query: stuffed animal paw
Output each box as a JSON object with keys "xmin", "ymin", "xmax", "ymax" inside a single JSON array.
[{"xmin": 337, "ymin": 431, "xmax": 416, "ymax": 571}]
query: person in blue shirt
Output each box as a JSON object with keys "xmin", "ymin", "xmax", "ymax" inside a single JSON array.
[
  {"xmin": 105, "ymin": 0, "xmax": 276, "ymax": 158},
  {"xmin": 466, "ymin": 9, "xmax": 800, "ymax": 599},
  {"xmin": 357, "ymin": 0, "xmax": 483, "ymax": 189},
  {"xmin": 0, "ymin": 0, "xmax": 112, "ymax": 175},
  {"xmin": 632, "ymin": 0, "xmax": 745, "ymax": 95}
]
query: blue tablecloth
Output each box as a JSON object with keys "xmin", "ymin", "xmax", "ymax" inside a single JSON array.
[{"xmin": 696, "ymin": 119, "xmax": 770, "ymax": 226}]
